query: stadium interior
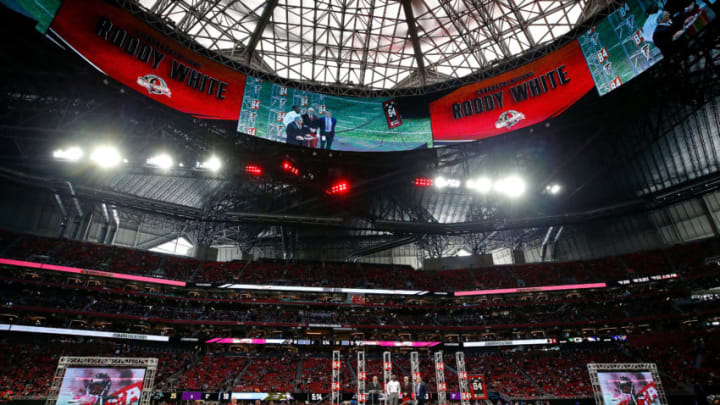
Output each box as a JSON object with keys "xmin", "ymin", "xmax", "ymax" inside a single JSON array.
[{"xmin": 0, "ymin": 0, "xmax": 719, "ymax": 405}]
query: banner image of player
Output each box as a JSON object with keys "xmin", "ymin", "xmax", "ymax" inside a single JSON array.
[
  {"xmin": 578, "ymin": 0, "xmax": 716, "ymax": 96},
  {"xmin": 382, "ymin": 100, "xmax": 403, "ymax": 129},
  {"xmin": 468, "ymin": 375, "xmax": 488, "ymax": 400},
  {"xmin": 237, "ymin": 76, "xmax": 433, "ymax": 152},
  {"xmin": 597, "ymin": 371, "xmax": 661, "ymax": 405},
  {"xmin": 429, "ymin": 42, "xmax": 594, "ymax": 143},
  {"xmin": 57, "ymin": 368, "xmax": 146, "ymax": 405},
  {"xmin": 48, "ymin": 0, "xmax": 247, "ymax": 120}
]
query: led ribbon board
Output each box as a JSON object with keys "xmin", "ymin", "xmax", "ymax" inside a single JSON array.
[
  {"xmin": 463, "ymin": 338, "xmax": 558, "ymax": 347},
  {"xmin": 455, "ymin": 282, "xmax": 606, "ymax": 296},
  {"xmin": 0, "ymin": 323, "xmax": 169, "ymax": 342},
  {"xmin": 218, "ymin": 283, "xmax": 427, "ymax": 295},
  {"xmin": 0, "ymin": 258, "xmax": 186, "ymax": 286}
]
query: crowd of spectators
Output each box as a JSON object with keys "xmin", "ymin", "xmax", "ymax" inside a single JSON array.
[
  {"xmin": 0, "ymin": 276, "xmax": 705, "ymax": 331},
  {"xmin": 0, "ymin": 229, "xmax": 719, "ymax": 401},
  {"xmin": 1, "ymin": 229, "xmax": 718, "ymax": 289},
  {"xmin": 178, "ymin": 355, "xmax": 248, "ymax": 391},
  {"xmin": 1, "ymin": 332, "xmax": 719, "ymax": 400},
  {"xmin": 234, "ymin": 355, "xmax": 298, "ymax": 393}
]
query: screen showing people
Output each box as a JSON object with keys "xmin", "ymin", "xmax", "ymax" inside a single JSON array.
[
  {"xmin": 578, "ymin": 0, "xmax": 716, "ymax": 95},
  {"xmin": 597, "ymin": 371, "xmax": 661, "ymax": 405},
  {"xmin": 57, "ymin": 368, "xmax": 146, "ymax": 405},
  {"xmin": 237, "ymin": 76, "xmax": 433, "ymax": 152},
  {"xmin": 283, "ymin": 106, "xmax": 337, "ymax": 149},
  {"xmin": 643, "ymin": 0, "xmax": 716, "ymax": 55}
]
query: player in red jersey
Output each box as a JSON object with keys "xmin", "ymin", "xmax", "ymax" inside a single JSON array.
[
  {"xmin": 611, "ymin": 376, "xmax": 660, "ymax": 405},
  {"xmin": 70, "ymin": 374, "xmax": 142, "ymax": 405}
]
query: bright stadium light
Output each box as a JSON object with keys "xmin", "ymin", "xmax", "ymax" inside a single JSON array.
[
  {"xmin": 467, "ymin": 177, "xmax": 493, "ymax": 193},
  {"xmin": 90, "ymin": 146, "xmax": 122, "ymax": 168},
  {"xmin": 465, "ymin": 177, "xmax": 493, "ymax": 194},
  {"xmin": 146, "ymin": 153, "xmax": 174, "ymax": 170},
  {"xmin": 52, "ymin": 146, "xmax": 83, "ymax": 162},
  {"xmin": 435, "ymin": 176, "xmax": 460, "ymax": 189},
  {"xmin": 495, "ymin": 176, "xmax": 526, "ymax": 198},
  {"xmin": 435, "ymin": 176, "xmax": 448, "ymax": 189},
  {"xmin": 546, "ymin": 183, "xmax": 562, "ymax": 195},
  {"xmin": 476, "ymin": 177, "xmax": 493, "ymax": 193},
  {"xmin": 197, "ymin": 155, "xmax": 222, "ymax": 172}
]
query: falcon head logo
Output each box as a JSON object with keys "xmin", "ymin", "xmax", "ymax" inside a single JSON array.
[
  {"xmin": 137, "ymin": 74, "xmax": 171, "ymax": 97},
  {"xmin": 495, "ymin": 110, "xmax": 526, "ymax": 129}
]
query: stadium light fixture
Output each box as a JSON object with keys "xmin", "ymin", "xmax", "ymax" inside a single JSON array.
[
  {"xmin": 282, "ymin": 161, "xmax": 300, "ymax": 176},
  {"xmin": 435, "ymin": 176, "xmax": 460, "ymax": 189},
  {"xmin": 546, "ymin": 183, "xmax": 562, "ymax": 195},
  {"xmin": 495, "ymin": 176, "xmax": 526, "ymax": 198},
  {"xmin": 146, "ymin": 153, "xmax": 174, "ymax": 170},
  {"xmin": 467, "ymin": 177, "xmax": 493, "ymax": 193},
  {"xmin": 327, "ymin": 180, "xmax": 350, "ymax": 195},
  {"xmin": 245, "ymin": 165, "xmax": 262, "ymax": 176},
  {"xmin": 90, "ymin": 146, "xmax": 122, "ymax": 168},
  {"xmin": 435, "ymin": 176, "xmax": 447, "ymax": 189},
  {"xmin": 52, "ymin": 146, "xmax": 83, "ymax": 162},
  {"xmin": 197, "ymin": 155, "xmax": 222, "ymax": 172}
]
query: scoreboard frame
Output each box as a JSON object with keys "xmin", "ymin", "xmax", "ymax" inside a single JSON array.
[{"xmin": 467, "ymin": 375, "xmax": 488, "ymax": 400}]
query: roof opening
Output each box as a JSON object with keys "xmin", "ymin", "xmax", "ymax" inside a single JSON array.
[{"xmin": 150, "ymin": 237, "xmax": 194, "ymax": 257}]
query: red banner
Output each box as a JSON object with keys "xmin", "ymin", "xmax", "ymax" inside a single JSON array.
[
  {"xmin": 50, "ymin": 0, "xmax": 246, "ymax": 120},
  {"xmin": 430, "ymin": 42, "xmax": 593, "ymax": 142}
]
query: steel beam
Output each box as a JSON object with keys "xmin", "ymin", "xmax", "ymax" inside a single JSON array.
[
  {"xmin": 244, "ymin": 0, "xmax": 279, "ymax": 63},
  {"xmin": 401, "ymin": 0, "xmax": 427, "ymax": 85}
]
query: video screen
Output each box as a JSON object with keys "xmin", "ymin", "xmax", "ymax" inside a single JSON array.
[
  {"xmin": 597, "ymin": 371, "xmax": 661, "ymax": 405},
  {"xmin": 578, "ymin": 0, "xmax": 716, "ymax": 95},
  {"xmin": 237, "ymin": 76, "xmax": 433, "ymax": 152},
  {"xmin": 57, "ymin": 368, "xmax": 146, "ymax": 405}
]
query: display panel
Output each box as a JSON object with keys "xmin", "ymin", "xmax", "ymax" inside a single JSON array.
[
  {"xmin": 237, "ymin": 76, "xmax": 433, "ymax": 151},
  {"xmin": 205, "ymin": 337, "xmax": 441, "ymax": 347},
  {"xmin": 454, "ymin": 282, "xmax": 606, "ymax": 296},
  {"xmin": 0, "ymin": 0, "xmax": 61, "ymax": 33},
  {"xmin": 1, "ymin": 323, "xmax": 169, "ymax": 342},
  {"xmin": 57, "ymin": 368, "xmax": 146, "ymax": 405},
  {"xmin": 597, "ymin": 372, "xmax": 661, "ymax": 404},
  {"xmin": 230, "ymin": 393, "xmax": 293, "ymax": 401},
  {"xmin": 588, "ymin": 363, "xmax": 668, "ymax": 405},
  {"xmin": 49, "ymin": 0, "xmax": 247, "ymax": 120},
  {"xmin": 0, "ymin": 258, "xmax": 186, "ymax": 287},
  {"xmin": 429, "ymin": 41, "xmax": 594, "ymax": 143},
  {"xmin": 217, "ymin": 283, "xmax": 425, "ymax": 295},
  {"xmin": 463, "ymin": 338, "xmax": 558, "ymax": 347},
  {"xmin": 578, "ymin": 0, "xmax": 716, "ymax": 96}
]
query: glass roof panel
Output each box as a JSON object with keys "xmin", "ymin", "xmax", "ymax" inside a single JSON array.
[{"xmin": 133, "ymin": 0, "xmax": 595, "ymax": 90}]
